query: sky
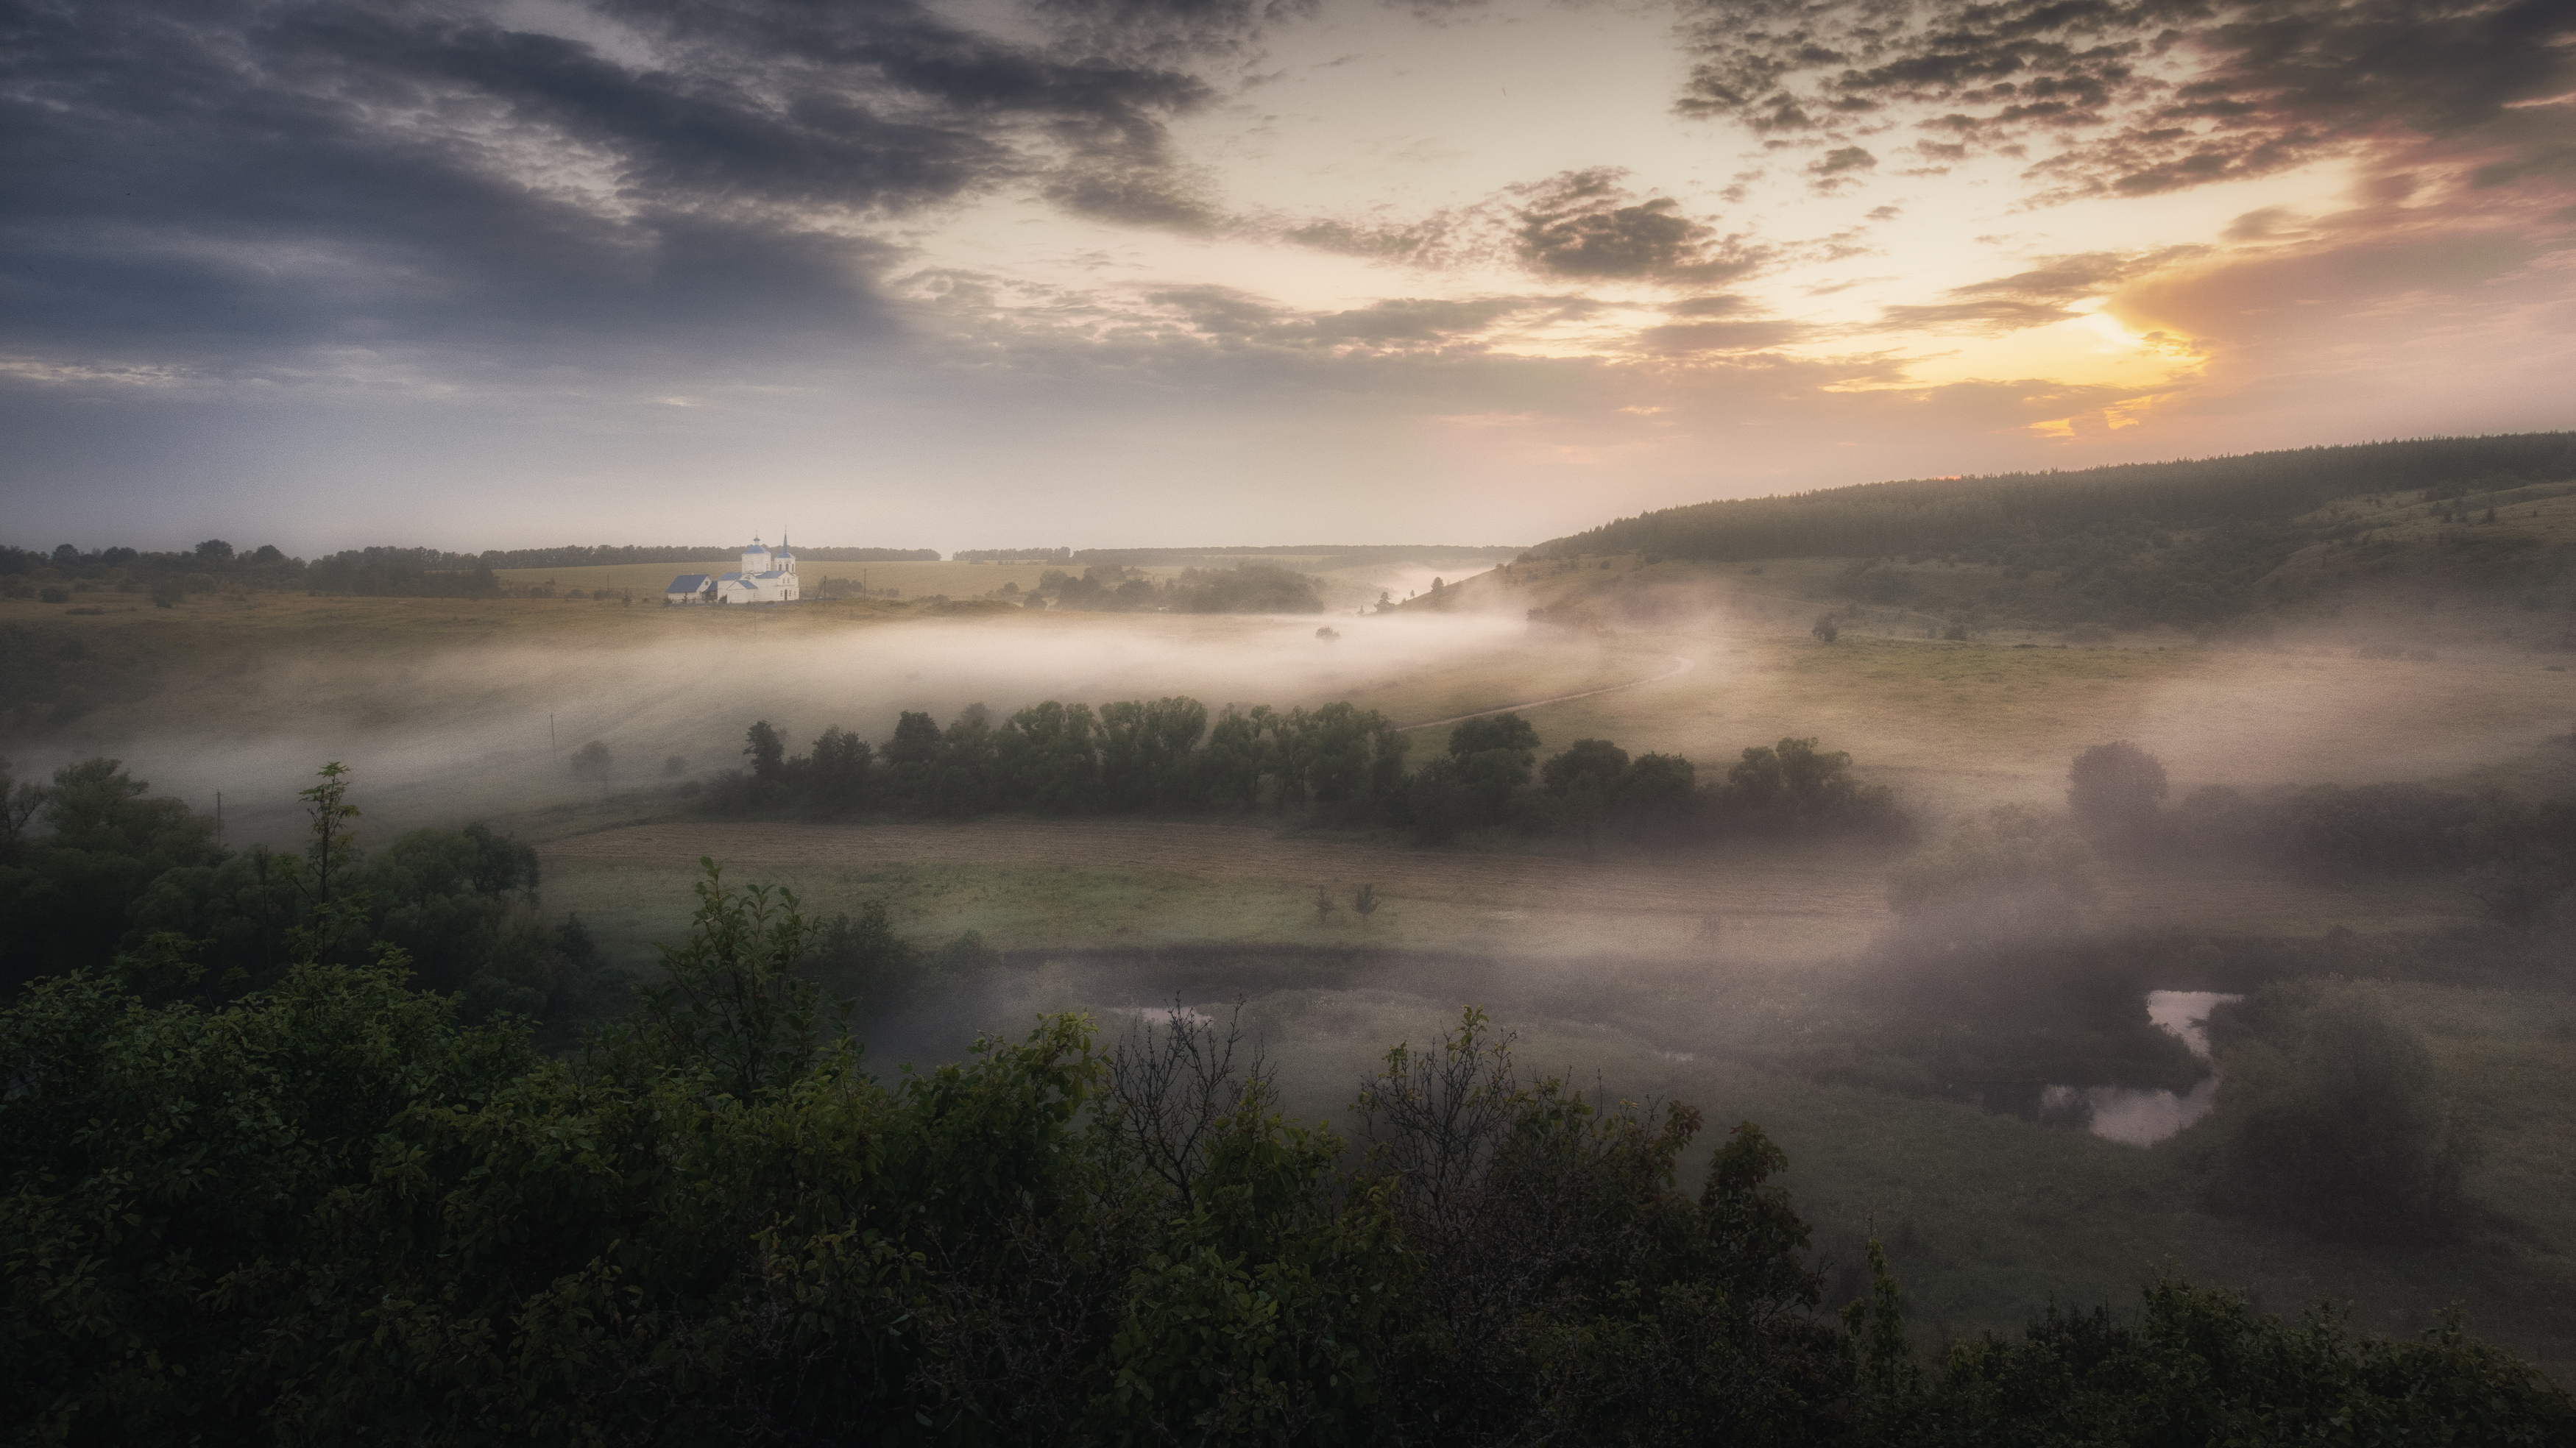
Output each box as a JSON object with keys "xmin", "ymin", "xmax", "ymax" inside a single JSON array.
[{"xmin": 4, "ymin": 0, "xmax": 2572, "ymax": 556}]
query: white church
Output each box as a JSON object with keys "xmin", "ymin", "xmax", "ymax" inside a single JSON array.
[{"xmin": 665, "ymin": 537, "xmax": 801, "ymax": 605}]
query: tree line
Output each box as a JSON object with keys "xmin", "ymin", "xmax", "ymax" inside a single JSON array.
[
  {"xmin": 478, "ymin": 542, "xmax": 938, "ymax": 568},
  {"xmin": 1, "ymin": 539, "xmax": 936, "ymax": 603},
  {"xmin": 0, "ymin": 757, "xmax": 623, "ymax": 1035},
  {"xmin": 696, "ymin": 703, "xmax": 1907, "ymax": 846},
  {"xmin": 1017, "ymin": 561, "xmax": 1329, "ymax": 614},
  {"xmin": 2059, "ymin": 739, "xmax": 2576, "ymax": 929},
  {"xmin": 956, "ymin": 544, "xmax": 1522, "ymax": 567},
  {"xmin": 6, "ymin": 856, "xmax": 2567, "ymax": 1443}
]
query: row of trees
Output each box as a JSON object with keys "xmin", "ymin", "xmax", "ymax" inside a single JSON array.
[
  {"xmin": 2065, "ymin": 740, "xmax": 2576, "ymax": 926},
  {"xmin": 715, "ymin": 698, "xmax": 1414, "ymax": 820},
  {"xmin": 7, "ymin": 870, "xmax": 2566, "ymax": 1443},
  {"xmin": 2, "ymin": 539, "xmax": 933, "ymax": 601},
  {"xmin": 957, "ymin": 544, "xmax": 1521, "ymax": 569},
  {"xmin": 477, "ymin": 542, "xmax": 937, "ymax": 569},
  {"xmin": 0, "ymin": 757, "xmax": 621, "ymax": 1034},
  {"xmin": 702, "ymin": 703, "xmax": 1907, "ymax": 846},
  {"xmin": 1019, "ymin": 561, "xmax": 1329, "ymax": 614}
]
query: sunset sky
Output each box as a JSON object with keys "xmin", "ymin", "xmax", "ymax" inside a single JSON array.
[{"xmin": 5, "ymin": 0, "xmax": 2572, "ymax": 553}]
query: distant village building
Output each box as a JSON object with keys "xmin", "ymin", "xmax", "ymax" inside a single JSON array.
[{"xmin": 666, "ymin": 537, "xmax": 800, "ymax": 605}]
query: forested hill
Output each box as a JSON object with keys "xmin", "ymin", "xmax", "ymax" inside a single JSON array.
[{"xmin": 1540, "ymin": 433, "xmax": 2576, "ymax": 564}]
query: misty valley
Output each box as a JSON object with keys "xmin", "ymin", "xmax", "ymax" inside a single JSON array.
[{"xmin": 7, "ymin": 437, "xmax": 2576, "ymax": 1441}]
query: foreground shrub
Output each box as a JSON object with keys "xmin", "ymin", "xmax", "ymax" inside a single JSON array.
[
  {"xmin": 4, "ymin": 864, "xmax": 2566, "ymax": 1444},
  {"xmin": 2205, "ymin": 982, "xmax": 2481, "ymax": 1241}
]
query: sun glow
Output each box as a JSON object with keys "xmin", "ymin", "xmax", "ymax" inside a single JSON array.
[{"xmin": 1889, "ymin": 307, "xmax": 2204, "ymax": 391}]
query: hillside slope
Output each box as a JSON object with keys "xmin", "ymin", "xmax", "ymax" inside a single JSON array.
[{"xmin": 1481, "ymin": 436, "xmax": 2576, "ymax": 641}]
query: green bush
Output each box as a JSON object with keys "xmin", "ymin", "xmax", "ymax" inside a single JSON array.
[
  {"xmin": 7, "ymin": 862, "xmax": 2569, "ymax": 1443},
  {"xmin": 2207, "ymin": 983, "xmax": 2480, "ymax": 1240}
]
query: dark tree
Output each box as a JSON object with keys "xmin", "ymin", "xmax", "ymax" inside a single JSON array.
[
  {"xmin": 1448, "ymin": 713, "xmax": 1540, "ymax": 760},
  {"xmin": 1199, "ymin": 707, "xmax": 1269, "ymax": 811},
  {"xmin": 2067, "ymin": 740, "xmax": 2168, "ymax": 847},
  {"xmin": 882, "ymin": 710, "xmax": 941, "ymax": 810},
  {"xmin": 1000, "ymin": 700, "xmax": 1100, "ymax": 814},
  {"xmin": 932, "ymin": 705, "xmax": 1002, "ymax": 816},
  {"xmin": 1542, "ymin": 739, "xmax": 1630, "ymax": 796},
  {"xmin": 743, "ymin": 720, "xmax": 786, "ymax": 789},
  {"xmin": 1811, "ymin": 614, "xmax": 1839, "ymax": 643},
  {"xmin": 807, "ymin": 725, "xmax": 872, "ymax": 814},
  {"xmin": 1097, "ymin": 697, "xmax": 1207, "ymax": 812},
  {"xmin": 1446, "ymin": 712, "xmax": 1541, "ymax": 829},
  {"xmin": 1614, "ymin": 752, "xmax": 1696, "ymax": 831},
  {"xmin": 2209, "ymin": 985, "xmax": 2480, "ymax": 1241}
]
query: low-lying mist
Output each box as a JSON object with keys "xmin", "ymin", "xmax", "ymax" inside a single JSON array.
[{"xmin": 27, "ymin": 609, "xmax": 1571, "ymax": 842}]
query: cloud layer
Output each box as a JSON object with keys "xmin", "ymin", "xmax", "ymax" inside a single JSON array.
[{"xmin": 2, "ymin": 0, "xmax": 2571, "ymax": 550}]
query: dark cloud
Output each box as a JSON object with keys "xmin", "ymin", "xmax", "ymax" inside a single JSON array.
[
  {"xmin": 1510, "ymin": 168, "xmax": 1761, "ymax": 283},
  {"xmin": 1804, "ymin": 144, "xmax": 1878, "ymax": 194},
  {"xmin": 1306, "ymin": 296, "xmax": 1546, "ymax": 344},
  {"xmin": 1665, "ymin": 294, "xmax": 1755, "ymax": 316},
  {"xmin": 2222, "ymin": 205, "xmax": 2305, "ymax": 241},
  {"xmin": 1874, "ymin": 246, "xmax": 2207, "ymax": 333},
  {"xmin": 1025, "ymin": 0, "xmax": 1320, "ymax": 63},
  {"xmin": 1634, "ymin": 319, "xmax": 1808, "ymax": 352},
  {"xmin": 1876, "ymin": 298, "xmax": 2081, "ymax": 333},
  {"xmin": 1146, "ymin": 286, "xmax": 1565, "ymax": 349},
  {"xmin": 1671, "ymin": 0, "xmax": 2576, "ymax": 207},
  {"xmin": 0, "ymin": 0, "xmax": 1216, "ymax": 368},
  {"xmin": 1278, "ymin": 215, "xmax": 1458, "ymax": 265},
  {"xmin": 1043, "ymin": 164, "xmax": 1222, "ymax": 229}
]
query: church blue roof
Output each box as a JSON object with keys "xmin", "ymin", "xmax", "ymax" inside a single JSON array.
[{"xmin": 667, "ymin": 574, "xmax": 711, "ymax": 591}]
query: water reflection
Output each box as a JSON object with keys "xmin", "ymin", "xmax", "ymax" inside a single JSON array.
[{"xmin": 2049, "ymin": 990, "xmax": 2241, "ymax": 1146}]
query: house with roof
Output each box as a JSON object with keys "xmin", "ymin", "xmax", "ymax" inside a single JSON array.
[{"xmin": 666, "ymin": 537, "xmax": 799, "ymax": 605}]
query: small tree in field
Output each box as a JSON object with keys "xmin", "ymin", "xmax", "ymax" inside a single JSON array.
[
  {"xmin": 1314, "ymin": 885, "xmax": 1339, "ymax": 924},
  {"xmin": 1811, "ymin": 614, "xmax": 1839, "ymax": 643},
  {"xmin": 570, "ymin": 739, "xmax": 612, "ymax": 779},
  {"xmin": 1353, "ymin": 883, "xmax": 1380, "ymax": 923}
]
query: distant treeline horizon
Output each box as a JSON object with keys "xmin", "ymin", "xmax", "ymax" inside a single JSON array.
[
  {"xmin": 952, "ymin": 543, "xmax": 1526, "ymax": 565},
  {"xmin": 0, "ymin": 540, "xmax": 943, "ymax": 600}
]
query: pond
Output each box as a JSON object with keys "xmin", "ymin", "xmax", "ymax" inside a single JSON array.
[{"xmin": 2044, "ymin": 990, "xmax": 2241, "ymax": 1146}]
